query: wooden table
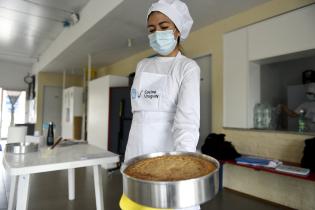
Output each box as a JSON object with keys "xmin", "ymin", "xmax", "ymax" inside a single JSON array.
[{"xmin": 3, "ymin": 144, "xmax": 119, "ymax": 210}]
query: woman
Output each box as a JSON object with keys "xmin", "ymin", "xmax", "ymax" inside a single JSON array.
[
  {"xmin": 282, "ymin": 82, "xmax": 315, "ymax": 132},
  {"xmin": 120, "ymin": 0, "xmax": 200, "ymax": 209}
]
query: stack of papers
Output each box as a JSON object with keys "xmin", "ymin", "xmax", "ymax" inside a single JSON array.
[
  {"xmin": 275, "ymin": 164, "xmax": 310, "ymax": 176},
  {"xmin": 235, "ymin": 156, "xmax": 282, "ymax": 168}
]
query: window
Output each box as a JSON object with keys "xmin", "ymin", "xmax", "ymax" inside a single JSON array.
[
  {"xmin": 0, "ymin": 90, "xmax": 26, "ymax": 139},
  {"xmin": 259, "ymin": 55, "xmax": 315, "ymax": 133}
]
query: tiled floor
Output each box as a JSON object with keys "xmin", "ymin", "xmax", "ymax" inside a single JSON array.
[{"xmin": 0, "ymin": 140, "xmax": 294, "ymax": 210}]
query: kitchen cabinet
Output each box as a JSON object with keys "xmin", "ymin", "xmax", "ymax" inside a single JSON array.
[
  {"xmin": 248, "ymin": 4, "xmax": 315, "ymax": 61},
  {"xmin": 87, "ymin": 75, "xmax": 128, "ymax": 150},
  {"xmin": 61, "ymin": 86, "xmax": 83, "ymax": 140},
  {"xmin": 223, "ymin": 28, "xmax": 248, "ymax": 128},
  {"xmin": 223, "ymin": 28, "xmax": 260, "ymax": 128}
]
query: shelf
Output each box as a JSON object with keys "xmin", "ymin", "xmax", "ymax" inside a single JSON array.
[{"xmin": 224, "ymin": 159, "xmax": 315, "ymax": 182}]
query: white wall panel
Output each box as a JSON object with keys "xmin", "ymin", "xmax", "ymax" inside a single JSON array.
[
  {"xmin": 248, "ymin": 4, "xmax": 315, "ymax": 61},
  {"xmin": 87, "ymin": 75, "xmax": 128, "ymax": 150},
  {"xmin": 223, "ymin": 28, "xmax": 249, "ymax": 128}
]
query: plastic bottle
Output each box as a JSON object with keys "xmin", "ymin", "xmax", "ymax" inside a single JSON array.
[
  {"xmin": 254, "ymin": 103, "xmax": 264, "ymax": 129},
  {"xmin": 263, "ymin": 103, "xmax": 272, "ymax": 129},
  {"xmin": 47, "ymin": 122, "xmax": 54, "ymax": 146},
  {"xmin": 298, "ymin": 109, "xmax": 305, "ymax": 133}
]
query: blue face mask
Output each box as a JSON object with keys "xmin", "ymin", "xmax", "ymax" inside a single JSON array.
[{"xmin": 148, "ymin": 30, "xmax": 177, "ymax": 56}]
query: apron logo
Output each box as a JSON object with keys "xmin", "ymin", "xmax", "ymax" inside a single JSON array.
[
  {"xmin": 131, "ymin": 88, "xmax": 137, "ymax": 99},
  {"xmin": 144, "ymin": 90, "xmax": 159, "ymax": 99},
  {"xmin": 138, "ymin": 90, "xmax": 143, "ymax": 98},
  {"xmin": 131, "ymin": 88, "xmax": 159, "ymax": 99},
  {"xmin": 131, "ymin": 88, "xmax": 143, "ymax": 99}
]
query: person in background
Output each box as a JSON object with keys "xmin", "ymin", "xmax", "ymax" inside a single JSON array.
[
  {"xmin": 282, "ymin": 82, "xmax": 315, "ymax": 132},
  {"xmin": 120, "ymin": 0, "xmax": 200, "ymax": 210}
]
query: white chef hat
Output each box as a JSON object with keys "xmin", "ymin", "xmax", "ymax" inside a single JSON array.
[
  {"xmin": 147, "ymin": 0, "xmax": 193, "ymax": 40},
  {"xmin": 307, "ymin": 83, "xmax": 315, "ymax": 94}
]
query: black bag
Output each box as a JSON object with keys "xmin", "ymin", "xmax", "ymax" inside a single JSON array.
[
  {"xmin": 301, "ymin": 137, "xmax": 315, "ymax": 172},
  {"xmin": 201, "ymin": 133, "xmax": 241, "ymax": 160}
]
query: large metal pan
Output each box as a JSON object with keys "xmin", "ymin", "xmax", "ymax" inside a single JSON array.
[
  {"xmin": 121, "ymin": 152, "xmax": 220, "ymax": 209},
  {"xmin": 6, "ymin": 142, "xmax": 38, "ymax": 154}
]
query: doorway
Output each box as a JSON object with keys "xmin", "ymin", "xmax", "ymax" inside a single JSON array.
[
  {"xmin": 194, "ymin": 55, "xmax": 212, "ymax": 149},
  {"xmin": 43, "ymin": 86, "xmax": 62, "ymax": 137}
]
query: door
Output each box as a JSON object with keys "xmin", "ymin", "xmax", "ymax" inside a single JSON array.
[
  {"xmin": 195, "ymin": 55, "xmax": 212, "ymax": 149},
  {"xmin": 43, "ymin": 86, "xmax": 62, "ymax": 137},
  {"xmin": 108, "ymin": 87, "xmax": 132, "ymax": 158}
]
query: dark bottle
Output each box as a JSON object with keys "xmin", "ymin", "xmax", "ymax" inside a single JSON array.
[{"xmin": 47, "ymin": 122, "xmax": 54, "ymax": 146}]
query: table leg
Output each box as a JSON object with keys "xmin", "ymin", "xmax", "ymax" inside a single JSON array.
[
  {"xmin": 93, "ymin": 165, "xmax": 104, "ymax": 210},
  {"xmin": 16, "ymin": 174, "xmax": 30, "ymax": 210},
  {"xmin": 219, "ymin": 163, "xmax": 223, "ymax": 192},
  {"xmin": 68, "ymin": 168, "xmax": 75, "ymax": 200},
  {"xmin": 8, "ymin": 175, "xmax": 17, "ymax": 210}
]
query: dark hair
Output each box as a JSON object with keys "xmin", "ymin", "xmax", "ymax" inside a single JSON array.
[{"xmin": 177, "ymin": 36, "xmax": 184, "ymax": 54}]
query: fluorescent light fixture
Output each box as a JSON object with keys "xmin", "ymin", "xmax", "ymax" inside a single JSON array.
[{"xmin": 0, "ymin": 18, "xmax": 13, "ymax": 42}]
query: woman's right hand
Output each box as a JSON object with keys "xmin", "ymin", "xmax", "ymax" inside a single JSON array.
[{"xmin": 280, "ymin": 104, "xmax": 298, "ymax": 118}]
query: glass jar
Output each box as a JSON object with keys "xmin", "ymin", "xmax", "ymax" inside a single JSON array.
[
  {"xmin": 254, "ymin": 103, "xmax": 264, "ymax": 129},
  {"xmin": 254, "ymin": 103, "xmax": 272, "ymax": 129},
  {"xmin": 263, "ymin": 103, "xmax": 272, "ymax": 129}
]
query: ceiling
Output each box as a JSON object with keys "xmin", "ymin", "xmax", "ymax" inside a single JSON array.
[
  {"xmin": 0, "ymin": 0, "xmax": 271, "ymax": 73},
  {"xmin": 0, "ymin": 0, "xmax": 90, "ymax": 66}
]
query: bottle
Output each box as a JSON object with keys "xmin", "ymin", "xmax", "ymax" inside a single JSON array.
[
  {"xmin": 298, "ymin": 109, "xmax": 305, "ymax": 133},
  {"xmin": 263, "ymin": 103, "xmax": 272, "ymax": 129},
  {"xmin": 47, "ymin": 122, "xmax": 54, "ymax": 146},
  {"xmin": 254, "ymin": 103, "xmax": 264, "ymax": 129}
]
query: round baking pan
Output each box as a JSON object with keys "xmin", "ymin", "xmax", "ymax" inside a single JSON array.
[
  {"xmin": 121, "ymin": 152, "xmax": 220, "ymax": 209},
  {"xmin": 5, "ymin": 142, "xmax": 39, "ymax": 154}
]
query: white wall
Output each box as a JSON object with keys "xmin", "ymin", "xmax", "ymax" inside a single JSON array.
[
  {"xmin": 195, "ymin": 55, "xmax": 212, "ymax": 149},
  {"xmin": 0, "ymin": 60, "xmax": 31, "ymax": 90}
]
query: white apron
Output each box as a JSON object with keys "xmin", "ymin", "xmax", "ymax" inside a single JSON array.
[
  {"xmin": 124, "ymin": 55, "xmax": 200, "ymax": 210},
  {"xmin": 125, "ymin": 70, "xmax": 175, "ymax": 161}
]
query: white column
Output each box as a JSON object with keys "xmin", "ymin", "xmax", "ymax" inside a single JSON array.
[
  {"xmin": 63, "ymin": 70, "xmax": 66, "ymax": 89},
  {"xmin": 88, "ymin": 54, "xmax": 92, "ymax": 82},
  {"xmin": 16, "ymin": 174, "xmax": 30, "ymax": 210},
  {"xmin": 86, "ymin": 54, "xmax": 92, "ymax": 140},
  {"xmin": 8, "ymin": 175, "xmax": 17, "ymax": 210},
  {"xmin": 68, "ymin": 168, "xmax": 75, "ymax": 200},
  {"xmin": 93, "ymin": 165, "xmax": 104, "ymax": 210},
  {"xmin": 82, "ymin": 67, "xmax": 86, "ymax": 140}
]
